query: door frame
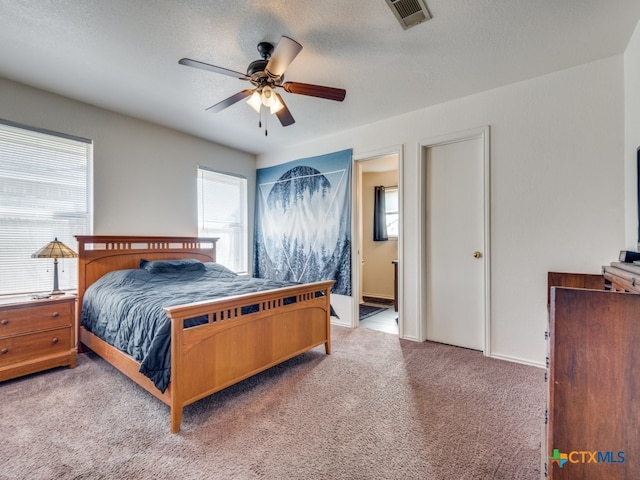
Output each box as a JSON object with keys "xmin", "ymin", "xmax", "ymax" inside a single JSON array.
[
  {"xmin": 417, "ymin": 126, "xmax": 491, "ymax": 355},
  {"xmin": 352, "ymin": 146, "xmax": 404, "ymax": 335}
]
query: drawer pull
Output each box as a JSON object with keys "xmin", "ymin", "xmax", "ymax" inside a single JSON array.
[
  {"xmin": 52, "ymin": 337, "xmax": 59, "ymax": 344},
  {"xmin": 52, "ymin": 312, "xmax": 59, "ymax": 318},
  {"xmin": 1, "ymin": 348, "xmax": 7, "ymax": 354},
  {"xmin": 0, "ymin": 319, "xmax": 8, "ymax": 326}
]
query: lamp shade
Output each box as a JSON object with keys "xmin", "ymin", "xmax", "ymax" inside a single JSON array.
[
  {"xmin": 270, "ymin": 95, "xmax": 284, "ymax": 114},
  {"xmin": 261, "ymin": 86, "xmax": 277, "ymax": 108},
  {"xmin": 31, "ymin": 238, "xmax": 78, "ymax": 259},
  {"xmin": 246, "ymin": 90, "xmax": 262, "ymax": 113},
  {"xmin": 31, "ymin": 238, "xmax": 77, "ymax": 295}
]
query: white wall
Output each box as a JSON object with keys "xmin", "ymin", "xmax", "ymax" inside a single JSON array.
[
  {"xmin": 625, "ymin": 21, "xmax": 640, "ymax": 248},
  {"xmin": 0, "ymin": 77, "xmax": 256, "ymax": 248},
  {"xmin": 258, "ymin": 55, "xmax": 626, "ymax": 366}
]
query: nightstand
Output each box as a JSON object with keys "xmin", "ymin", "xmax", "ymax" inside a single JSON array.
[{"xmin": 0, "ymin": 295, "xmax": 76, "ymax": 382}]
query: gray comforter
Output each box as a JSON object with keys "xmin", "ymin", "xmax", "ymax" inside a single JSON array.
[{"xmin": 80, "ymin": 261, "xmax": 297, "ymax": 392}]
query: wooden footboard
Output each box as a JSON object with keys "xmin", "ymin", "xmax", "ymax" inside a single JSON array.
[
  {"xmin": 75, "ymin": 236, "xmax": 333, "ymax": 433},
  {"xmin": 165, "ymin": 280, "xmax": 333, "ymax": 433}
]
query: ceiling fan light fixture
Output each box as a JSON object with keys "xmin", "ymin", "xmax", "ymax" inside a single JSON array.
[
  {"xmin": 261, "ymin": 86, "xmax": 277, "ymax": 108},
  {"xmin": 247, "ymin": 90, "xmax": 262, "ymax": 112},
  {"xmin": 270, "ymin": 95, "xmax": 284, "ymax": 114}
]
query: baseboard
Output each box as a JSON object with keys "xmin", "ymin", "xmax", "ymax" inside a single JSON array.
[
  {"xmin": 330, "ymin": 318, "xmax": 351, "ymax": 328},
  {"xmin": 399, "ymin": 334, "xmax": 420, "ymax": 342},
  {"xmin": 362, "ymin": 294, "xmax": 394, "ymax": 304},
  {"xmin": 489, "ymin": 352, "xmax": 545, "ymax": 369}
]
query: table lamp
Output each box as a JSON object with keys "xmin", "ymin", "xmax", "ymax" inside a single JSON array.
[{"xmin": 31, "ymin": 238, "xmax": 78, "ymax": 295}]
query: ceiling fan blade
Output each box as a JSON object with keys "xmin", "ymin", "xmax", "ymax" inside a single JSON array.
[
  {"xmin": 179, "ymin": 58, "xmax": 249, "ymax": 80},
  {"xmin": 282, "ymin": 82, "xmax": 346, "ymax": 102},
  {"xmin": 265, "ymin": 36, "xmax": 303, "ymax": 78},
  {"xmin": 274, "ymin": 94, "xmax": 295, "ymax": 126},
  {"xmin": 206, "ymin": 89, "xmax": 254, "ymax": 113}
]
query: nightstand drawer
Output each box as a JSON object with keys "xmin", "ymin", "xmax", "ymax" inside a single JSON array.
[
  {"xmin": 0, "ymin": 302, "xmax": 73, "ymax": 337},
  {"xmin": 0, "ymin": 327, "xmax": 71, "ymax": 366}
]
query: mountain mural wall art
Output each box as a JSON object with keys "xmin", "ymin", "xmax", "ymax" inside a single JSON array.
[{"xmin": 254, "ymin": 149, "xmax": 352, "ymax": 295}]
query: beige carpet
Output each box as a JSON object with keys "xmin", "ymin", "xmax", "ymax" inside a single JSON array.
[{"xmin": 0, "ymin": 325, "xmax": 544, "ymax": 479}]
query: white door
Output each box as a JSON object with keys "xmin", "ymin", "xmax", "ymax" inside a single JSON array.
[{"xmin": 425, "ymin": 135, "xmax": 485, "ymax": 350}]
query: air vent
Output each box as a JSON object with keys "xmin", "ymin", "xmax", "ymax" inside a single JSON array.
[{"xmin": 385, "ymin": 0, "xmax": 431, "ymax": 30}]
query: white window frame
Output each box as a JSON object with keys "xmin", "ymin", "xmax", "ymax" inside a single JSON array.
[
  {"xmin": 385, "ymin": 186, "xmax": 399, "ymax": 239},
  {"xmin": 0, "ymin": 120, "xmax": 92, "ymax": 296},
  {"xmin": 197, "ymin": 167, "xmax": 248, "ymax": 274}
]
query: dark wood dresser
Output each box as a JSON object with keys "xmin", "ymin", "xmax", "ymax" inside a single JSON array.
[{"xmin": 545, "ymin": 269, "xmax": 640, "ymax": 479}]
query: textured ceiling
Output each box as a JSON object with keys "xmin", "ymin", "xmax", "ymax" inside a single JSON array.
[{"xmin": 1, "ymin": 0, "xmax": 640, "ymax": 155}]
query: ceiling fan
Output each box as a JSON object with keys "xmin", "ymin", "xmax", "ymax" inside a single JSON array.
[{"xmin": 179, "ymin": 36, "xmax": 346, "ymax": 133}]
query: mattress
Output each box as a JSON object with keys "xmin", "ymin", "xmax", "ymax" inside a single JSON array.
[{"xmin": 81, "ymin": 260, "xmax": 297, "ymax": 392}]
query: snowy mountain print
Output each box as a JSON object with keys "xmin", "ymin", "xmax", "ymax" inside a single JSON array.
[{"xmin": 254, "ymin": 150, "xmax": 352, "ymax": 295}]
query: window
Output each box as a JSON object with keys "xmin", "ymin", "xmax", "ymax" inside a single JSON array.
[
  {"xmin": 0, "ymin": 121, "xmax": 92, "ymax": 295},
  {"xmin": 197, "ymin": 167, "xmax": 248, "ymax": 273},
  {"xmin": 385, "ymin": 187, "xmax": 399, "ymax": 238}
]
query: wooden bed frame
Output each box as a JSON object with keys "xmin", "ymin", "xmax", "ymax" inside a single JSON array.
[{"xmin": 75, "ymin": 235, "xmax": 333, "ymax": 433}]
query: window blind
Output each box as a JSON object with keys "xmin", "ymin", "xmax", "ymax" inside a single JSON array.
[
  {"xmin": 0, "ymin": 121, "xmax": 92, "ymax": 295},
  {"xmin": 197, "ymin": 167, "xmax": 248, "ymax": 274},
  {"xmin": 385, "ymin": 187, "xmax": 399, "ymax": 237}
]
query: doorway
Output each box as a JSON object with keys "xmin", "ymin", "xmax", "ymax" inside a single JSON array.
[
  {"xmin": 420, "ymin": 127, "xmax": 490, "ymax": 353},
  {"xmin": 355, "ymin": 153, "xmax": 400, "ymax": 335}
]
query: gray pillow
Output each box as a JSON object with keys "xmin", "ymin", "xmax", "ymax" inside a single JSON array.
[{"xmin": 142, "ymin": 258, "xmax": 205, "ymax": 274}]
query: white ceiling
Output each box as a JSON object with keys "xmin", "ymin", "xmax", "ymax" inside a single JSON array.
[{"xmin": 1, "ymin": 1, "xmax": 640, "ymax": 155}]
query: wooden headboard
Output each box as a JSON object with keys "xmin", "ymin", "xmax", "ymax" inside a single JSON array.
[{"xmin": 75, "ymin": 235, "xmax": 218, "ymax": 301}]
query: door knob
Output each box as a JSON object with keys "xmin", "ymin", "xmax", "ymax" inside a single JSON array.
[{"xmin": 473, "ymin": 251, "xmax": 482, "ymax": 259}]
